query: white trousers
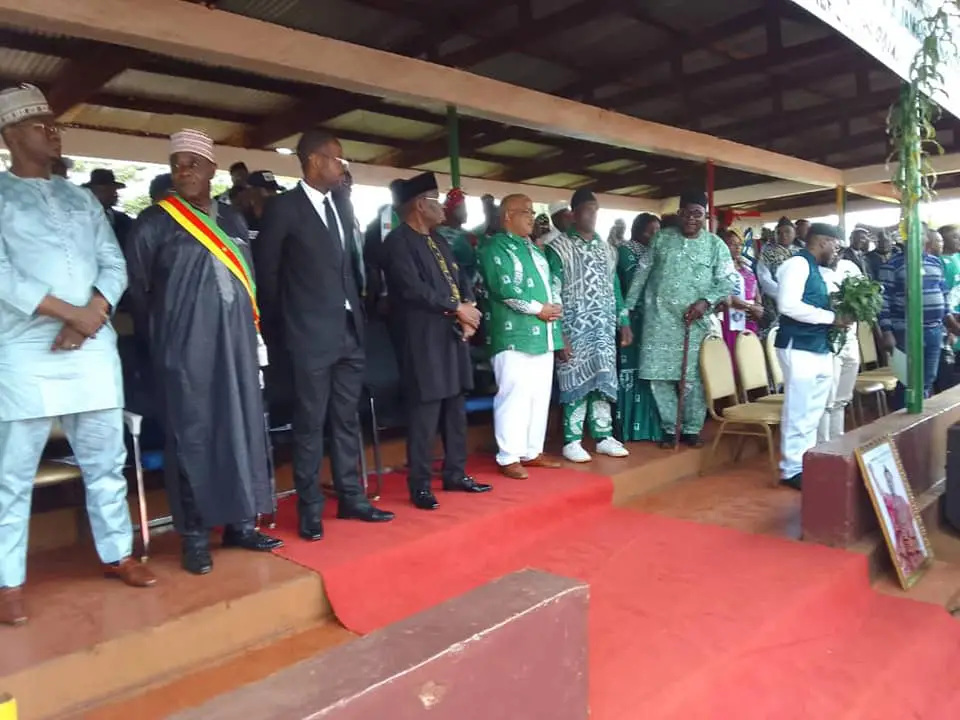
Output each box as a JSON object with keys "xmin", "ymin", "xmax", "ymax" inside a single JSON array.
[
  {"xmin": 817, "ymin": 352, "xmax": 860, "ymax": 444},
  {"xmin": 0, "ymin": 408, "xmax": 133, "ymax": 587},
  {"xmin": 492, "ymin": 350, "xmax": 555, "ymax": 466},
  {"xmin": 777, "ymin": 347, "xmax": 834, "ymax": 480}
]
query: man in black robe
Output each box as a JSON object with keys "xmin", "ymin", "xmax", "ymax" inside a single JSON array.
[
  {"xmin": 384, "ymin": 173, "xmax": 493, "ymax": 510},
  {"xmin": 126, "ymin": 129, "xmax": 281, "ymax": 575}
]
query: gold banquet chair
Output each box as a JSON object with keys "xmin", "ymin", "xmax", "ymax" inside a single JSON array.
[
  {"xmin": 764, "ymin": 327, "xmax": 784, "ymax": 391},
  {"xmin": 700, "ymin": 336, "xmax": 781, "ymax": 482},
  {"xmin": 853, "ymin": 321, "xmax": 895, "ymax": 424},
  {"xmin": 734, "ymin": 331, "xmax": 783, "ymax": 405},
  {"xmin": 37, "ymin": 414, "xmax": 151, "ymax": 560}
]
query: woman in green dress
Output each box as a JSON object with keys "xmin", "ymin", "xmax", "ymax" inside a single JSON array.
[{"xmin": 616, "ymin": 213, "xmax": 662, "ymax": 442}]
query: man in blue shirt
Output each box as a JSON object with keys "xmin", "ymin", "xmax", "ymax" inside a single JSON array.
[
  {"xmin": 0, "ymin": 84, "xmax": 156, "ymax": 626},
  {"xmin": 878, "ymin": 228, "xmax": 960, "ymax": 401}
]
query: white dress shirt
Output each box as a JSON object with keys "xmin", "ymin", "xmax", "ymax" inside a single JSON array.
[
  {"xmin": 777, "ymin": 255, "xmax": 836, "ymax": 326},
  {"xmin": 756, "ymin": 258, "xmax": 779, "ymax": 298},
  {"xmin": 300, "ymin": 179, "xmax": 350, "ymax": 311}
]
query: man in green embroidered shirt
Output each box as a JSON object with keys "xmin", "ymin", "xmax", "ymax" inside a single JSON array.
[
  {"xmin": 546, "ymin": 188, "xmax": 632, "ymax": 463},
  {"xmin": 479, "ymin": 194, "xmax": 564, "ymax": 479}
]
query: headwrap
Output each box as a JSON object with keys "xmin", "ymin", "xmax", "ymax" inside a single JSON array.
[
  {"xmin": 679, "ymin": 190, "xmax": 708, "ymax": 209},
  {"xmin": 534, "ymin": 213, "xmax": 551, "ymax": 235},
  {"xmin": 807, "ymin": 222, "xmax": 842, "ymax": 241},
  {"xmin": 570, "ymin": 187, "xmax": 597, "ymax": 210},
  {"xmin": 443, "ymin": 187, "xmax": 465, "ymax": 211},
  {"xmin": 394, "ymin": 172, "xmax": 438, "ymax": 206},
  {"xmin": 170, "ymin": 129, "xmax": 215, "ymax": 163},
  {"xmin": 548, "ymin": 201, "xmax": 569, "ymax": 217},
  {"xmin": 0, "ymin": 83, "xmax": 51, "ymax": 130}
]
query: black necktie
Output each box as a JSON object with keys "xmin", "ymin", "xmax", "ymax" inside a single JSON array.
[{"xmin": 324, "ymin": 196, "xmax": 343, "ymax": 249}]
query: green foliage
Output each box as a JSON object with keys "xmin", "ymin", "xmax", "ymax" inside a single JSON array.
[
  {"xmin": 888, "ymin": 5, "xmax": 960, "ymax": 213},
  {"xmin": 122, "ymin": 194, "xmax": 151, "ymax": 217},
  {"xmin": 211, "ymin": 181, "xmax": 229, "ymax": 198},
  {"xmin": 828, "ymin": 276, "xmax": 883, "ymax": 354}
]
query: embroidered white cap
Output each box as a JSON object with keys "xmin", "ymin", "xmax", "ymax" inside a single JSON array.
[
  {"xmin": 0, "ymin": 83, "xmax": 52, "ymax": 130},
  {"xmin": 170, "ymin": 128, "xmax": 216, "ymax": 163}
]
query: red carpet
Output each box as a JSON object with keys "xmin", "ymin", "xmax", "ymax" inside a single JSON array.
[{"xmin": 273, "ymin": 459, "xmax": 960, "ymax": 718}]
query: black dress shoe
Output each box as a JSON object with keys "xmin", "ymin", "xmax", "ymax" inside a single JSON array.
[
  {"xmin": 659, "ymin": 434, "xmax": 677, "ymax": 449},
  {"xmin": 181, "ymin": 544, "xmax": 213, "ymax": 575},
  {"xmin": 298, "ymin": 516, "xmax": 325, "ymax": 542},
  {"xmin": 680, "ymin": 433, "xmax": 704, "ymax": 448},
  {"xmin": 411, "ymin": 489, "xmax": 440, "ymax": 510},
  {"xmin": 222, "ymin": 528, "xmax": 284, "ymax": 552},
  {"xmin": 337, "ymin": 503, "xmax": 395, "ymax": 522},
  {"xmin": 442, "ymin": 476, "xmax": 493, "ymax": 493},
  {"xmin": 781, "ymin": 473, "xmax": 802, "ymax": 491}
]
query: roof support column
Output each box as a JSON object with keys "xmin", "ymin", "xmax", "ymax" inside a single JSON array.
[{"xmin": 447, "ymin": 105, "xmax": 461, "ymax": 190}]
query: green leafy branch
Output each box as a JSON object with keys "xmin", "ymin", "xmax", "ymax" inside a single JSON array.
[
  {"xmin": 888, "ymin": 3, "xmax": 960, "ymax": 210},
  {"xmin": 828, "ymin": 275, "xmax": 883, "ymax": 354}
]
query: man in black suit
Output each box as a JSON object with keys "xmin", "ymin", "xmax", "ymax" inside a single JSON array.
[
  {"xmin": 384, "ymin": 173, "xmax": 493, "ymax": 510},
  {"xmin": 255, "ymin": 129, "xmax": 394, "ymax": 541}
]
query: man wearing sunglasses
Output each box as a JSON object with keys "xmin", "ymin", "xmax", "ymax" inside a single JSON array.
[
  {"xmin": 0, "ymin": 84, "xmax": 156, "ymax": 624},
  {"xmin": 383, "ymin": 172, "xmax": 493, "ymax": 510},
  {"xmin": 625, "ymin": 191, "xmax": 738, "ymax": 449}
]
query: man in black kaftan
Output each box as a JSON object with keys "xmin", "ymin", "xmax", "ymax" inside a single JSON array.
[
  {"xmin": 126, "ymin": 129, "xmax": 281, "ymax": 575},
  {"xmin": 383, "ymin": 173, "xmax": 493, "ymax": 510}
]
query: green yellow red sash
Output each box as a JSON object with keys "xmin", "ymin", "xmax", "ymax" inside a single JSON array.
[{"xmin": 158, "ymin": 194, "xmax": 260, "ymax": 330}]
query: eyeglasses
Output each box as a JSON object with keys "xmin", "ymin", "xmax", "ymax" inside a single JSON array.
[
  {"xmin": 27, "ymin": 122, "xmax": 62, "ymax": 137},
  {"xmin": 679, "ymin": 207, "xmax": 706, "ymax": 220}
]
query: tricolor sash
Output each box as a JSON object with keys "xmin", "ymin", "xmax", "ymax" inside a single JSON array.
[{"xmin": 159, "ymin": 194, "xmax": 260, "ymax": 330}]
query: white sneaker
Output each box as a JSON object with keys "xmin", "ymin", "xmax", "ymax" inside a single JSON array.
[
  {"xmin": 562, "ymin": 441, "xmax": 592, "ymax": 463},
  {"xmin": 596, "ymin": 437, "xmax": 630, "ymax": 458}
]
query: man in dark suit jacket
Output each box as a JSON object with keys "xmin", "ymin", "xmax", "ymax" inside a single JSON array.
[
  {"xmin": 254, "ymin": 130, "xmax": 394, "ymax": 541},
  {"xmin": 384, "ymin": 173, "xmax": 493, "ymax": 510}
]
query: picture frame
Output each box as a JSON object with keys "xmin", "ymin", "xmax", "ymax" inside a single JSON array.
[{"xmin": 855, "ymin": 437, "xmax": 933, "ymax": 589}]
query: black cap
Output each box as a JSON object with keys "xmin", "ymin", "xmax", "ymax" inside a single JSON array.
[
  {"xmin": 84, "ymin": 168, "xmax": 125, "ymax": 189},
  {"xmin": 394, "ymin": 172, "xmax": 438, "ymax": 206},
  {"xmin": 679, "ymin": 190, "xmax": 708, "ymax": 208},
  {"xmin": 808, "ymin": 222, "xmax": 842, "ymax": 241},
  {"xmin": 247, "ymin": 170, "xmax": 284, "ymax": 192}
]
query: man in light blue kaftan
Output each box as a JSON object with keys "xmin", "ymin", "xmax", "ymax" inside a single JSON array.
[{"xmin": 0, "ymin": 84, "xmax": 154, "ymax": 626}]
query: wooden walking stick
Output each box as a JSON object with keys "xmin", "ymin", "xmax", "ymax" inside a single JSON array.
[{"xmin": 674, "ymin": 319, "xmax": 693, "ymax": 451}]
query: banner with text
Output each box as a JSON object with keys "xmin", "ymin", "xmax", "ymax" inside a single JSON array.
[{"xmin": 788, "ymin": 0, "xmax": 960, "ymax": 118}]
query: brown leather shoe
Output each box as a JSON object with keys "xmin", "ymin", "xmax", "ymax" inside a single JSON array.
[
  {"xmin": 104, "ymin": 557, "xmax": 157, "ymax": 588},
  {"xmin": 499, "ymin": 462, "xmax": 529, "ymax": 479},
  {"xmin": 0, "ymin": 586, "xmax": 27, "ymax": 626},
  {"xmin": 522, "ymin": 455, "xmax": 562, "ymax": 469}
]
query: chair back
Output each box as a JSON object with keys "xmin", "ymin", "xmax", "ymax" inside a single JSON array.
[
  {"xmin": 765, "ymin": 327, "xmax": 783, "ymax": 387},
  {"xmin": 859, "ymin": 321, "xmax": 879, "ymax": 368},
  {"xmin": 363, "ymin": 318, "xmax": 405, "ymax": 429},
  {"xmin": 700, "ymin": 337, "xmax": 738, "ymax": 420},
  {"xmin": 734, "ymin": 331, "xmax": 771, "ymax": 400}
]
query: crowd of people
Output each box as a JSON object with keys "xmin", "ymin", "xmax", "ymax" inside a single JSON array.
[{"xmin": 3, "ymin": 80, "xmax": 960, "ymax": 627}]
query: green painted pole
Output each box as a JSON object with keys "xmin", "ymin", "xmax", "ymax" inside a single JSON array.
[
  {"xmin": 835, "ymin": 185, "xmax": 846, "ymax": 237},
  {"xmin": 447, "ymin": 105, "xmax": 461, "ymax": 189},
  {"xmin": 903, "ymin": 85, "xmax": 925, "ymax": 414}
]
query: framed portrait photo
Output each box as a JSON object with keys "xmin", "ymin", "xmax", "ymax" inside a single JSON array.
[{"xmin": 855, "ymin": 437, "xmax": 933, "ymax": 589}]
